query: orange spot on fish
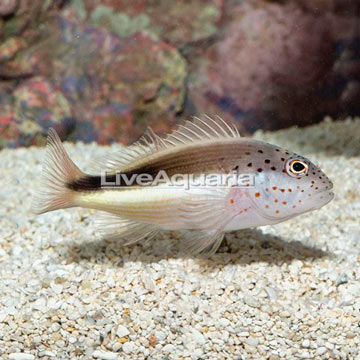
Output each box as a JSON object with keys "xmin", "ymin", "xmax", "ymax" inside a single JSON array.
[
  {"xmin": 265, "ymin": 188, "xmax": 269, "ymax": 192},
  {"xmin": 230, "ymin": 199, "xmax": 234, "ymax": 204},
  {"xmin": 275, "ymin": 210, "xmax": 279, "ymax": 214},
  {"xmin": 265, "ymin": 205, "xmax": 269, "ymax": 209},
  {"xmin": 282, "ymin": 201, "xmax": 287, "ymax": 205},
  {"xmin": 280, "ymin": 189, "xmax": 285, "ymax": 192},
  {"xmin": 274, "ymin": 199, "xmax": 278, "ymax": 203},
  {"xmin": 288, "ymin": 189, "xmax": 292, "ymax": 192},
  {"xmin": 255, "ymin": 192, "xmax": 260, "ymax": 197},
  {"xmin": 272, "ymin": 186, "xmax": 277, "ymax": 190}
]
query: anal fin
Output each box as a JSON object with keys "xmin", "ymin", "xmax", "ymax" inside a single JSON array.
[{"xmin": 182, "ymin": 229, "xmax": 225, "ymax": 256}]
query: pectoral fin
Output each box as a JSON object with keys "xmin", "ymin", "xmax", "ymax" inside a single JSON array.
[
  {"xmin": 176, "ymin": 188, "xmax": 237, "ymax": 256},
  {"xmin": 181, "ymin": 229, "xmax": 225, "ymax": 256},
  {"xmin": 177, "ymin": 187, "xmax": 239, "ymax": 229}
]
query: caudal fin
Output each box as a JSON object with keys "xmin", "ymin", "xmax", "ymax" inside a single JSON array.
[{"xmin": 32, "ymin": 128, "xmax": 84, "ymax": 214}]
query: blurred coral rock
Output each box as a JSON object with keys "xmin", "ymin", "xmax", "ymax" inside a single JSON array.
[
  {"xmin": 0, "ymin": 77, "xmax": 74, "ymax": 148},
  {"xmin": 0, "ymin": 0, "xmax": 18, "ymax": 16},
  {"xmin": 0, "ymin": 0, "xmax": 359, "ymax": 147},
  {"xmin": 76, "ymin": 0, "xmax": 224, "ymax": 46},
  {"xmin": 0, "ymin": 15, "xmax": 187, "ymax": 146},
  {"xmin": 188, "ymin": 0, "xmax": 359, "ymax": 133},
  {"xmin": 48, "ymin": 18, "xmax": 187, "ymax": 144}
]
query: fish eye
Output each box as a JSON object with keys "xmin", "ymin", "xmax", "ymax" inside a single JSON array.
[{"xmin": 286, "ymin": 159, "xmax": 308, "ymax": 177}]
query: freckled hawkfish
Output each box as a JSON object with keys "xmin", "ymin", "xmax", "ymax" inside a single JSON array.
[{"xmin": 33, "ymin": 116, "xmax": 334, "ymax": 255}]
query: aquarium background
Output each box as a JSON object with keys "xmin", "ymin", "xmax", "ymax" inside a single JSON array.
[{"xmin": 0, "ymin": 0, "xmax": 359, "ymax": 147}]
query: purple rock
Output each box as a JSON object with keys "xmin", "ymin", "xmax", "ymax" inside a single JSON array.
[{"xmin": 0, "ymin": 0, "xmax": 18, "ymax": 16}]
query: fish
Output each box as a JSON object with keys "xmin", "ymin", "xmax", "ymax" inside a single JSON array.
[{"xmin": 33, "ymin": 116, "xmax": 334, "ymax": 255}]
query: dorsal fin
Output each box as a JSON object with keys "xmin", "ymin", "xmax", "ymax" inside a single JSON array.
[
  {"xmin": 161, "ymin": 115, "xmax": 240, "ymax": 148},
  {"xmin": 98, "ymin": 115, "xmax": 240, "ymax": 172}
]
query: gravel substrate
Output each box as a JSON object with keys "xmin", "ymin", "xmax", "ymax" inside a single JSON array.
[{"xmin": 0, "ymin": 117, "xmax": 360, "ymax": 360}]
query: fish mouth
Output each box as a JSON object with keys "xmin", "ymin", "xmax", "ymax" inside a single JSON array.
[
  {"xmin": 293, "ymin": 189, "xmax": 334, "ymax": 217},
  {"xmin": 312, "ymin": 188, "xmax": 334, "ymax": 209}
]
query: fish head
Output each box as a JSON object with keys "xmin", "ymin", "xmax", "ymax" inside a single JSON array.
[{"xmin": 244, "ymin": 144, "xmax": 334, "ymax": 223}]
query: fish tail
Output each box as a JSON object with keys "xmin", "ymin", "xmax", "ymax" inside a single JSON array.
[{"xmin": 32, "ymin": 128, "xmax": 85, "ymax": 214}]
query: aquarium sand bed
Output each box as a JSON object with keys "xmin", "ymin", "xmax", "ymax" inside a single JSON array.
[{"xmin": 0, "ymin": 118, "xmax": 359, "ymax": 359}]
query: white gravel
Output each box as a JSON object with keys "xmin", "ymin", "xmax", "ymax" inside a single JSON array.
[{"xmin": 0, "ymin": 117, "xmax": 359, "ymax": 359}]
